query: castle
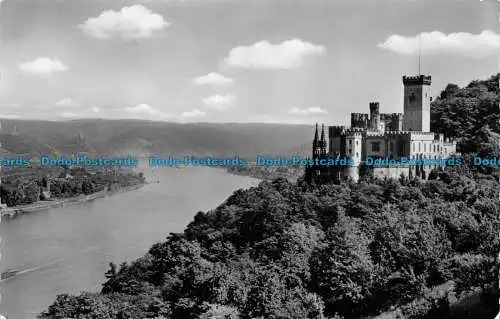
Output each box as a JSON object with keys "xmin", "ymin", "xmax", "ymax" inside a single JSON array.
[{"xmin": 305, "ymin": 74, "xmax": 458, "ymax": 183}]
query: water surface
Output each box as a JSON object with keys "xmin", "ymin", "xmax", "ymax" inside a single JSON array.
[{"xmin": 0, "ymin": 164, "xmax": 259, "ymax": 319}]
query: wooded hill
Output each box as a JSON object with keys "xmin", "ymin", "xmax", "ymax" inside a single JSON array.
[{"xmin": 40, "ymin": 74, "xmax": 500, "ymax": 319}]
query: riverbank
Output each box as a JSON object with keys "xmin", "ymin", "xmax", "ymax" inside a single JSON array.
[
  {"xmin": 226, "ymin": 165, "xmax": 304, "ymax": 182},
  {"xmin": 0, "ymin": 183, "xmax": 145, "ymax": 220}
]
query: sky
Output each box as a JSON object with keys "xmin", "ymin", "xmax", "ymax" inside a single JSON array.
[{"xmin": 0, "ymin": 0, "xmax": 498, "ymax": 124}]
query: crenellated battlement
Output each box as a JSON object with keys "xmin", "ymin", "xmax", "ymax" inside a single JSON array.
[
  {"xmin": 384, "ymin": 131, "xmax": 412, "ymax": 136},
  {"xmin": 409, "ymin": 131, "xmax": 435, "ymax": 137},
  {"xmin": 346, "ymin": 127, "xmax": 364, "ymax": 136},
  {"xmin": 403, "ymin": 75, "xmax": 431, "ymax": 85},
  {"xmin": 366, "ymin": 130, "xmax": 385, "ymax": 137}
]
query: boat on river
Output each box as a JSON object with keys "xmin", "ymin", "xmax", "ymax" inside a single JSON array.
[{"xmin": 1, "ymin": 268, "xmax": 19, "ymax": 280}]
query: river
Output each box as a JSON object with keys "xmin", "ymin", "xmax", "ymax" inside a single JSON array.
[{"xmin": 0, "ymin": 163, "xmax": 260, "ymax": 319}]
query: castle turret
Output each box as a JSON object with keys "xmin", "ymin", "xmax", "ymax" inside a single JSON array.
[
  {"xmin": 369, "ymin": 102, "xmax": 381, "ymax": 131},
  {"xmin": 389, "ymin": 113, "xmax": 404, "ymax": 131},
  {"xmin": 312, "ymin": 123, "xmax": 319, "ymax": 158},
  {"xmin": 319, "ymin": 124, "xmax": 327, "ymax": 157}
]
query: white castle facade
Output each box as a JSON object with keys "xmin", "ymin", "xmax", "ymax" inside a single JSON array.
[{"xmin": 307, "ymin": 74, "xmax": 458, "ymax": 182}]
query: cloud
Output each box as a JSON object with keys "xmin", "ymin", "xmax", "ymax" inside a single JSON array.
[
  {"xmin": 193, "ymin": 72, "xmax": 233, "ymax": 85},
  {"xmin": 224, "ymin": 39, "xmax": 326, "ymax": 70},
  {"xmin": 92, "ymin": 106, "xmax": 101, "ymax": 113},
  {"xmin": 125, "ymin": 103, "xmax": 162, "ymax": 114},
  {"xmin": 80, "ymin": 5, "xmax": 170, "ymax": 39},
  {"xmin": 288, "ymin": 107, "xmax": 328, "ymax": 115},
  {"xmin": 55, "ymin": 98, "xmax": 78, "ymax": 107},
  {"xmin": 202, "ymin": 94, "xmax": 235, "ymax": 110},
  {"xmin": 181, "ymin": 109, "xmax": 206, "ymax": 118},
  {"xmin": 19, "ymin": 57, "xmax": 68, "ymax": 75},
  {"xmin": 378, "ymin": 30, "xmax": 500, "ymax": 58},
  {"xmin": 123, "ymin": 103, "xmax": 171, "ymax": 120}
]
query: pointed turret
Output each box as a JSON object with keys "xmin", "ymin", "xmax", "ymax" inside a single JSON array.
[
  {"xmin": 312, "ymin": 123, "xmax": 319, "ymax": 158},
  {"xmin": 320, "ymin": 124, "xmax": 327, "ymax": 156}
]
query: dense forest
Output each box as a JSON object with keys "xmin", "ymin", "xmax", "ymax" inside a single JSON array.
[{"xmin": 39, "ymin": 74, "xmax": 500, "ymax": 319}]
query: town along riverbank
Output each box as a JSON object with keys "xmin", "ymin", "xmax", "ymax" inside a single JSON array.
[{"xmin": 0, "ymin": 183, "xmax": 145, "ymax": 220}]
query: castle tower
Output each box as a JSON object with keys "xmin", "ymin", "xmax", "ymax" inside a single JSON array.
[
  {"xmin": 345, "ymin": 129, "xmax": 363, "ymax": 182},
  {"xmin": 403, "ymin": 75, "xmax": 432, "ymax": 132},
  {"xmin": 369, "ymin": 102, "xmax": 380, "ymax": 131}
]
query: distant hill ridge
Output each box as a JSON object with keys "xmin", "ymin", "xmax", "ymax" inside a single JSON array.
[{"xmin": 0, "ymin": 121, "xmax": 314, "ymax": 159}]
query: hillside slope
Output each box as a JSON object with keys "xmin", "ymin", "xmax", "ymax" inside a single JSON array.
[
  {"xmin": 0, "ymin": 120, "xmax": 314, "ymax": 158},
  {"xmin": 0, "ymin": 120, "xmax": 313, "ymax": 157},
  {"xmin": 39, "ymin": 74, "xmax": 500, "ymax": 319}
]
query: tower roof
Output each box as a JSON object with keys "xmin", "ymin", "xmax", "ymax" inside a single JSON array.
[{"xmin": 313, "ymin": 123, "xmax": 319, "ymax": 147}]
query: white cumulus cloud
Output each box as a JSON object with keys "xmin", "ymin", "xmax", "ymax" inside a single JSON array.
[
  {"xmin": 92, "ymin": 106, "xmax": 101, "ymax": 113},
  {"xmin": 225, "ymin": 39, "xmax": 326, "ymax": 70},
  {"xmin": 378, "ymin": 30, "xmax": 500, "ymax": 58},
  {"xmin": 19, "ymin": 57, "xmax": 68, "ymax": 75},
  {"xmin": 125, "ymin": 103, "xmax": 162, "ymax": 114},
  {"xmin": 288, "ymin": 107, "xmax": 328, "ymax": 115},
  {"xmin": 202, "ymin": 94, "xmax": 235, "ymax": 110},
  {"xmin": 193, "ymin": 72, "xmax": 233, "ymax": 85},
  {"xmin": 181, "ymin": 109, "xmax": 206, "ymax": 118},
  {"xmin": 123, "ymin": 103, "xmax": 171, "ymax": 120},
  {"xmin": 55, "ymin": 98, "xmax": 78, "ymax": 107},
  {"xmin": 80, "ymin": 5, "xmax": 170, "ymax": 39}
]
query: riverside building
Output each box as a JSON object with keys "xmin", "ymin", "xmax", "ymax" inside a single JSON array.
[{"xmin": 305, "ymin": 74, "xmax": 458, "ymax": 183}]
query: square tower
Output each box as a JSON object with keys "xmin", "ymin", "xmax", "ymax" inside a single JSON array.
[{"xmin": 402, "ymin": 75, "xmax": 432, "ymax": 132}]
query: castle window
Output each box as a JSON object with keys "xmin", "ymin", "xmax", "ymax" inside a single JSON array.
[
  {"xmin": 356, "ymin": 152, "xmax": 359, "ymax": 157},
  {"xmin": 349, "ymin": 148, "xmax": 352, "ymax": 154},
  {"xmin": 390, "ymin": 143, "xmax": 394, "ymax": 152},
  {"xmin": 349, "ymin": 140, "xmax": 352, "ymax": 145},
  {"xmin": 371, "ymin": 142, "xmax": 380, "ymax": 152},
  {"xmin": 433, "ymin": 145, "xmax": 436, "ymax": 152},
  {"xmin": 413, "ymin": 143, "xmax": 415, "ymax": 152},
  {"xmin": 418, "ymin": 142, "xmax": 421, "ymax": 152},
  {"xmin": 409, "ymin": 92, "xmax": 416, "ymax": 103},
  {"xmin": 356, "ymin": 140, "xmax": 359, "ymax": 146},
  {"xmin": 424, "ymin": 144, "xmax": 426, "ymax": 152}
]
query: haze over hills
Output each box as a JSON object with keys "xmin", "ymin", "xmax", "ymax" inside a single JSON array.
[{"xmin": 0, "ymin": 120, "xmax": 314, "ymax": 159}]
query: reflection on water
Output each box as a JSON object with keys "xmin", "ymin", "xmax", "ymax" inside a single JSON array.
[{"xmin": 0, "ymin": 163, "xmax": 259, "ymax": 319}]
